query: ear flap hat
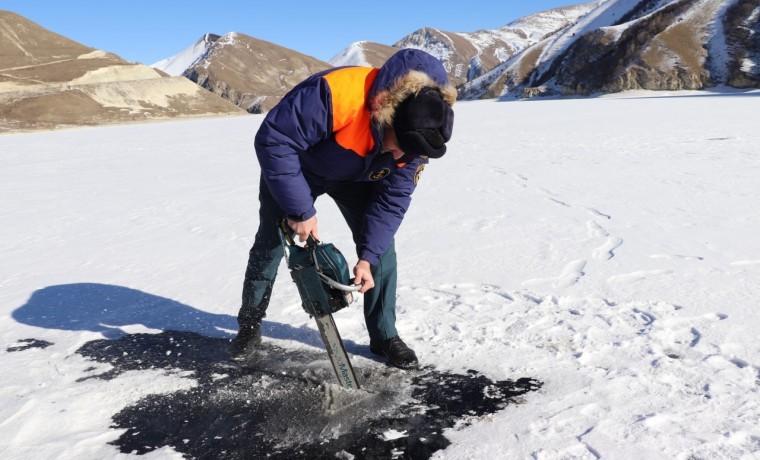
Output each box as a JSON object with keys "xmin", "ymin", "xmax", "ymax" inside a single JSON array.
[{"xmin": 369, "ymin": 49, "xmax": 457, "ymax": 158}]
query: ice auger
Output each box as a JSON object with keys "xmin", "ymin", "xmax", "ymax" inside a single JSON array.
[{"xmin": 280, "ymin": 220, "xmax": 361, "ymax": 389}]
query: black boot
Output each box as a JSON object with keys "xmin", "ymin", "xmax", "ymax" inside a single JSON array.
[
  {"xmin": 370, "ymin": 336, "xmax": 419, "ymax": 369},
  {"xmin": 229, "ymin": 322, "xmax": 262, "ymax": 362}
]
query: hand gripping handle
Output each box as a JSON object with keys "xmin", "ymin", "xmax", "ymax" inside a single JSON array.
[
  {"xmin": 318, "ymin": 273, "xmax": 363, "ymax": 293},
  {"xmin": 280, "ymin": 219, "xmax": 363, "ymax": 293}
]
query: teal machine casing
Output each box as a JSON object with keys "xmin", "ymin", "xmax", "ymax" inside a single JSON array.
[{"xmin": 281, "ymin": 225, "xmax": 355, "ymax": 317}]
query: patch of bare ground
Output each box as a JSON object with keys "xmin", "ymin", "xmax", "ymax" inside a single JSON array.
[
  {"xmin": 1, "ymin": 90, "xmax": 127, "ymax": 132},
  {"xmin": 484, "ymin": 71, "xmax": 511, "ymax": 99},
  {"xmin": 476, "ymin": 41, "xmax": 550, "ymax": 99},
  {"xmin": 657, "ymin": 24, "xmax": 704, "ymax": 72},
  {"xmin": 518, "ymin": 43, "xmax": 548, "ymax": 82},
  {"xmin": 658, "ymin": 2, "xmax": 723, "ymax": 73},
  {"xmin": 0, "ymin": 79, "xmax": 244, "ymax": 134},
  {"xmin": 2, "ymin": 58, "xmax": 127, "ymax": 84},
  {"xmin": 637, "ymin": 7, "xmax": 712, "ymax": 89}
]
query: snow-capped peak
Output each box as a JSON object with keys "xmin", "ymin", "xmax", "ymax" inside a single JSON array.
[
  {"xmin": 151, "ymin": 33, "xmax": 219, "ymax": 76},
  {"xmin": 328, "ymin": 41, "xmax": 372, "ymax": 67}
]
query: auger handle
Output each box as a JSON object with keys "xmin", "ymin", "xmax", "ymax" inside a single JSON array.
[
  {"xmin": 318, "ymin": 273, "xmax": 363, "ymax": 293},
  {"xmin": 280, "ymin": 219, "xmax": 319, "ymax": 248}
]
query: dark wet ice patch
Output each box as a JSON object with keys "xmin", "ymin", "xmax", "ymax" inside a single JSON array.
[
  {"xmin": 76, "ymin": 331, "xmax": 541, "ymax": 459},
  {"xmin": 7, "ymin": 338, "xmax": 54, "ymax": 352}
]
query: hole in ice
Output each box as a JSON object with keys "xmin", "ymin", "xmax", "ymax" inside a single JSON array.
[{"xmin": 75, "ymin": 331, "xmax": 541, "ymax": 459}]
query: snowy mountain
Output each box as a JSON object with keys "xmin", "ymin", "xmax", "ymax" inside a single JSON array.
[
  {"xmin": 152, "ymin": 3, "xmax": 599, "ymax": 104},
  {"xmin": 394, "ymin": 3, "xmax": 601, "ymax": 86},
  {"xmin": 327, "ymin": 41, "xmax": 398, "ymax": 68},
  {"xmin": 0, "ymin": 11, "xmax": 243, "ymax": 133},
  {"xmin": 462, "ymin": 0, "xmax": 760, "ymax": 99},
  {"xmin": 151, "ymin": 33, "xmax": 220, "ymax": 77},
  {"xmin": 159, "ymin": 32, "xmax": 331, "ymax": 113},
  {"xmin": 147, "ymin": 0, "xmax": 759, "ymax": 112}
]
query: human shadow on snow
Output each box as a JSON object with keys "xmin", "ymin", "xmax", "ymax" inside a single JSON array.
[{"xmin": 11, "ymin": 282, "xmax": 361, "ymax": 351}]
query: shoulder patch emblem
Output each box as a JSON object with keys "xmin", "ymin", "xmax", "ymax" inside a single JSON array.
[
  {"xmin": 414, "ymin": 164, "xmax": 425, "ymax": 185},
  {"xmin": 370, "ymin": 168, "xmax": 390, "ymax": 181}
]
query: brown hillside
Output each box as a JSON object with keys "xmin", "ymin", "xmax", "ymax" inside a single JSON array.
[
  {"xmin": 185, "ymin": 33, "xmax": 331, "ymax": 113},
  {"xmin": 0, "ymin": 11, "xmax": 243, "ymax": 134}
]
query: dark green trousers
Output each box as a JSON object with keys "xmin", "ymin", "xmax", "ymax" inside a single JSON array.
[{"xmin": 239, "ymin": 177, "xmax": 398, "ymax": 341}]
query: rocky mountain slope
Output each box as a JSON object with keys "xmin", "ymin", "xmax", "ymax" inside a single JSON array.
[
  {"xmin": 6, "ymin": 1, "xmax": 758, "ymax": 131},
  {"xmin": 394, "ymin": 3, "xmax": 601, "ymax": 87},
  {"xmin": 462, "ymin": 0, "xmax": 760, "ymax": 99},
  {"xmin": 159, "ymin": 32, "xmax": 332, "ymax": 113},
  {"xmin": 0, "ymin": 11, "xmax": 243, "ymax": 134},
  {"xmin": 156, "ymin": 3, "xmax": 599, "ymax": 110}
]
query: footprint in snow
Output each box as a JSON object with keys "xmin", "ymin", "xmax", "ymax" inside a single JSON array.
[
  {"xmin": 584, "ymin": 207, "xmax": 612, "ymax": 220},
  {"xmin": 586, "ymin": 220, "xmax": 609, "ymax": 238},
  {"xmin": 523, "ymin": 259, "xmax": 587, "ymax": 289},
  {"xmin": 547, "ymin": 197, "xmax": 571, "ymax": 208},
  {"xmin": 607, "ymin": 269, "xmax": 672, "ymax": 285},
  {"xmin": 650, "ymin": 254, "xmax": 704, "ymax": 261},
  {"xmin": 593, "ymin": 237, "xmax": 624, "ymax": 260}
]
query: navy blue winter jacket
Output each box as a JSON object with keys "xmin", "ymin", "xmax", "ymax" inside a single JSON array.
[{"xmin": 254, "ymin": 49, "xmax": 454, "ymax": 265}]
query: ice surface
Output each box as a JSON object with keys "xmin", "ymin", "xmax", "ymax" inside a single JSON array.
[{"xmin": 1, "ymin": 89, "xmax": 760, "ymax": 458}]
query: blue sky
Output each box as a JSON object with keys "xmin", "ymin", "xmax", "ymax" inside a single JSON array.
[{"xmin": 4, "ymin": 1, "xmax": 577, "ymax": 64}]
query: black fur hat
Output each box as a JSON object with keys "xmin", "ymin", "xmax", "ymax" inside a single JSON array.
[{"xmin": 393, "ymin": 87, "xmax": 454, "ymax": 159}]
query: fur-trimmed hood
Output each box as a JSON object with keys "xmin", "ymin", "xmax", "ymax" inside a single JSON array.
[{"xmin": 368, "ymin": 49, "xmax": 457, "ymax": 127}]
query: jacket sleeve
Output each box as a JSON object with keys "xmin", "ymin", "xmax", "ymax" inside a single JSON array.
[
  {"xmin": 254, "ymin": 77, "xmax": 331, "ymax": 221},
  {"xmin": 359, "ymin": 156, "xmax": 429, "ymax": 265}
]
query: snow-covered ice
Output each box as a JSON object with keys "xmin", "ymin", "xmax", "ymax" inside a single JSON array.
[{"xmin": 1, "ymin": 89, "xmax": 759, "ymax": 459}]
